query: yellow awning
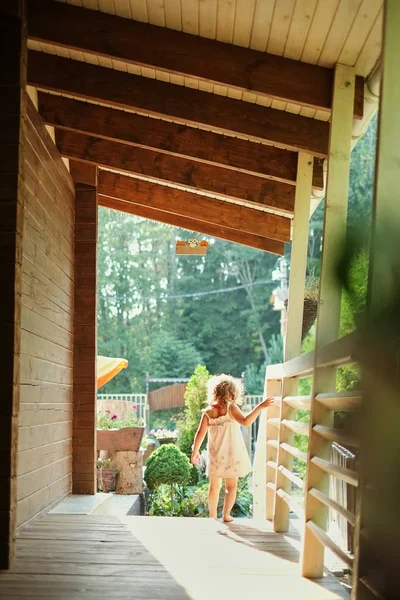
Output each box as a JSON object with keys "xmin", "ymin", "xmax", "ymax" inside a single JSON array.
[{"xmin": 97, "ymin": 356, "xmax": 128, "ymax": 390}]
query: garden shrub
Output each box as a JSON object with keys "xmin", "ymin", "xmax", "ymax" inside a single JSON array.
[
  {"xmin": 145, "ymin": 444, "xmax": 191, "ymax": 511},
  {"xmin": 177, "ymin": 365, "xmax": 210, "ymax": 458},
  {"xmin": 145, "ymin": 444, "xmax": 191, "ymax": 489}
]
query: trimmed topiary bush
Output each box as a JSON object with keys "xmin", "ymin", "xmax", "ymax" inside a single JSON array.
[{"xmin": 145, "ymin": 443, "xmax": 191, "ymax": 511}]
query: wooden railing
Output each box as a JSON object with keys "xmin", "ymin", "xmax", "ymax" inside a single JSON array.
[{"xmin": 253, "ymin": 331, "xmax": 361, "ymax": 576}]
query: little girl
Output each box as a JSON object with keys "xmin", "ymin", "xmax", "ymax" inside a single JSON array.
[{"xmin": 191, "ymin": 374, "xmax": 274, "ymax": 522}]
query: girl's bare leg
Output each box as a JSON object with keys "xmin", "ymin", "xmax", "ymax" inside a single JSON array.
[
  {"xmin": 208, "ymin": 476, "xmax": 222, "ymax": 518},
  {"xmin": 223, "ymin": 477, "xmax": 238, "ymax": 522}
]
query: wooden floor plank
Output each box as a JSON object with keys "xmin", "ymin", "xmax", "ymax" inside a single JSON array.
[{"xmin": 0, "ymin": 514, "xmax": 349, "ymax": 599}]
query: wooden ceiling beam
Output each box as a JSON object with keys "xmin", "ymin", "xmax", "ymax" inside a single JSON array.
[
  {"xmin": 69, "ymin": 160, "xmax": 97, "ymax": 186},
  {"xmin": 28, "ymin": 0, "xmax": 363, "ymax": 118},
  {"xmin": 98, "ymin": 170, "xmax": 291, "ymax": 243},
  {"xmin": 55, "ymin": 129, "xmax": 295, "ymax": 215},
  {"xmin": 28, "ymin": 51, "xmax": 329, "ymax": 157},
  {"xmin": 99, "ymin": 196, "xmax": 284, "ymax": 256},
  {"xmin": 39, "ymin": 93, "xmax": 326, "ymax": 188}
]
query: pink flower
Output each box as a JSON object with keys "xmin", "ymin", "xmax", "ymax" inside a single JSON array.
[
  {"xmin": 132, "ymin": 405, "xmax": 138, "ymax": 411},
  {"xmin": 111, "ymin": 414, "xmax": 118, "ymax": 421}
]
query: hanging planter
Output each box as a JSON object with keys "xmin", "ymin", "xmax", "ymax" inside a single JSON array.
[{"xmin": 285, "ymin": 275, "xmax": 319, "ymax": 340}]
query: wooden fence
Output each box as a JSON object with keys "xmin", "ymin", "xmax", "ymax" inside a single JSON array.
[{"xmin": 148, "ymin": 383, "xmax": 187, "ymax": 411}]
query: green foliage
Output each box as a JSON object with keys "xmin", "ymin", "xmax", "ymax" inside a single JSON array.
[
  {"xmin": 244, "ymin": 335, "xmax": 283, "ymax": 394},
  {"xmin": 97, "ymin": 209, "xmax": 281, "ymax": 394},
  {"xmin": 177, "ymin": 365, "xmax": 210, "ymax": 457},
  {"xmin": 338, "ymin": 247, "xmax": 369, "ymax": 393},
  {"xmin": 307, "ymin": 115, "xmax": 377, "ymax": 276},
  {"xmin": 145, "ymin": 475, "xmax": 253, "ymax": 518},
  {"xmin": 96, "ymin": 459, "xmax": 120, "ymax": 472},
  {"xmin": 243, "ymin": 363, "xmax": 265, "ymax": 395},
  {"xmin": 179, "ymin": 486, "xmax": 209, "ymax": 517},
  {"xmin": 146, "ymin": 484, "xmax": 175, "ymax": 516},
  {"xmin": 144, "ymin": 444, "xmax": 191, "ymax": 490},
  {"xmin": 149, "ymin": 408, "xmax": 183, "ymax": 431},
  {"xmin": 147, "ymin": 333, "xmax": 203, "ymax": 380}
]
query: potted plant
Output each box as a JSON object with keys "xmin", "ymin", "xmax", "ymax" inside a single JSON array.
[
  {"xmin": 149, "ymin": 428, "xmax": 178, "ymax": 445},
  {"xmin": 97, "ymin": 406, "xmax": 145, "ymax": 452},
  {"xmin": 284, "ymin": 274, "xmax": 319, "ymax": 340},
  {"xmin": 96, "ymin": 458, "xmax": 120, "ymax": 492}
]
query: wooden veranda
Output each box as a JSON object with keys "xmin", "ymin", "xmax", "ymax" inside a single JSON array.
[
  {"xmin": 2, "ymin": 1, "xmax": 399, "ymax": 599},
  {"xmin": 0, "ymin": 512, "xmax": 348, "ymax": 600}
]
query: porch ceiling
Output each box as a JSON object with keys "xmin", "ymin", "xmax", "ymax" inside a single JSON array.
[{"xmin": 26, "ymin": 0, "xmax": 383, "ymax": 254}]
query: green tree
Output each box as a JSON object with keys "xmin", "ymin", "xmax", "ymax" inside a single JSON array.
[
  {"xmin": 147, "ymin": 333, "xmax": 203, "ymax": 380},
  {"xmin": 177, "ymin": 365, "xmax": 210, "ymax": 458}
]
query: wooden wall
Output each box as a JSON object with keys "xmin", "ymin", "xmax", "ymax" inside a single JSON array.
[
  {"xmin": 17, "ymin": 97, "xmax": 75, "ymax": 528},
  {"xmin": 0, "ymin": 0, "xmax": 27, "ymax": 570}
]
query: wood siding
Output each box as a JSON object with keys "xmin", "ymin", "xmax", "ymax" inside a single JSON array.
[
  {"xmin": 0, "ymin": 0, "xmax": 27, "ymax": 570},
  {"xmin": 17, "ymin": 97, "xmax": 75, "ymax": 529}
]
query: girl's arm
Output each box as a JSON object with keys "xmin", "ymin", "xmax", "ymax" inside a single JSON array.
[
  {"xmin": 190, "ymin": 413, "xmax": 208, "ymax": 465},
  {"xmin": 230, "ymin": 397, "xmax": 274, "ymax": 427}
]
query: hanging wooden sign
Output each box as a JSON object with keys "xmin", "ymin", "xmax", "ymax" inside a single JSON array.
[{"xmin": 175, "ymin": 239, "xmax": 210, "ymax": 255}]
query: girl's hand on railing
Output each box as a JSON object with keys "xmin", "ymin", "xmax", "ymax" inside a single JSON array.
[{"xmin": 261, "ymin": 397, "xmax": 275, "ymax": 409}]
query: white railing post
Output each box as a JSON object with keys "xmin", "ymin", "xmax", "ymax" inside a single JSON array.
[
  {"xmin": 273, "ymin": 153, "xmax": 313, "ymax": 532},
  {"xmin": 302, "ymin": 64, "xmax": 355, "ymax": 578}
]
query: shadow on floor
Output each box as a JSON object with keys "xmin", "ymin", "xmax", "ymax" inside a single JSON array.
[{"xmin": 217, "ymin": 520, "xmax": 301, "ymax": 564}]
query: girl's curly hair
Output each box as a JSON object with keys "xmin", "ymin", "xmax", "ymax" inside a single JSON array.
[{"xmin": 207, "ymin": 374, "xmax": 244, "ymax": 407}]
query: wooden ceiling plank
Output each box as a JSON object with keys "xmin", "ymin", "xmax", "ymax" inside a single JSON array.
[
  {"xmin": 28, "ymin": 50, "xmax": 329, "ymax": 157},
  {"xmin": 28, "ymin": 0, "xmax": 363, "ymax": 117},
  {"xmin": 38, "ymin": 92, "xmax": 305, "ymax": 186},
  {"xmin": 98, "ymin": 195, "xmax": 285, "ymax": 255},
  {"xmin": 55, "ymin": 129, "xmax": 295, "ymax": 215},
  {"xmin": 97, "ymin": 170, "xmax": 291, "ymax": 243}
]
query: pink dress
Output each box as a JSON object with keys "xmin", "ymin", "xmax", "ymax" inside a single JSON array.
[{"xmin": 205, "ymin": 404, "xmax": 252, "ymax": 478}]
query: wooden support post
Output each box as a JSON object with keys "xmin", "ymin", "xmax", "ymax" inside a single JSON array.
[
  {"xmin": 302, "ymin": 64, "xmax": 355, "ymax": 578},
  {"xmin": 0, "ymin": 1, "xmax": 26, "ymax": 570},
  {"xmin": 273, "ymin": 153, "xmax": 313, "ymax": 532},
  {"xmin": 352, "ymin": 2, "xmax": 400, "ymax": 597},
  {"xmin": 72, "ymin": 162, "xmax": 98, "ymax": 494}
]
